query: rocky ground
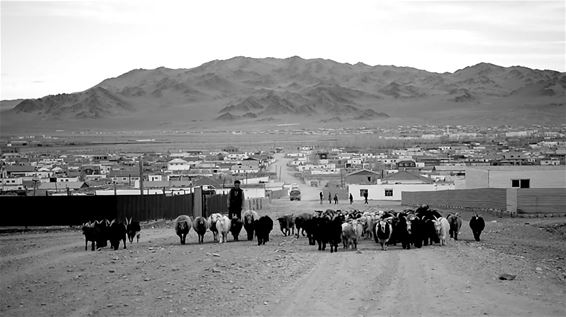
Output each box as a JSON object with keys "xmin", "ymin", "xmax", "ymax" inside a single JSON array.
[{"xmin": 0, "ymin": 199, "xmax": 565, "ymax": 316}]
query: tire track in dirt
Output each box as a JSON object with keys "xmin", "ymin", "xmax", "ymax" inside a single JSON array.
[
  {"xmin": 256, "ymin": 241, "xmax": 566, "ymax": 317},
  {"xmin": 254, "ymin": 244, "xmax": 400, "ymax": 317}
]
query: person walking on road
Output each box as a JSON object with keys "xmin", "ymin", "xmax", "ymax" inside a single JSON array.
[
  {"xmin": 349, "ymin": 193, "xmax": 353, "ymax": 204},
  {"xmin": 227, "ymin": 180, "xmax": 245, "ymax": 220},
  {"xmin": 328, "ymin": 192, "xmax": 332, "ymax": 204},
  {"xmin": 334, "ymin": 193, "xmax": 338, "ymax": 205},
  {"xmin": 364, "ymin": 191, "xmax": 368, "ymax": 204},
  {"xmin": 320, "ymin": 192, "xmax": 323, "ymax": 204}
]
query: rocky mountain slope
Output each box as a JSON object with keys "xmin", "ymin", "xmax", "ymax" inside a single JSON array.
[{"xmin": 2, "ymin": 57, "xmax": 565, "ymax": 130}]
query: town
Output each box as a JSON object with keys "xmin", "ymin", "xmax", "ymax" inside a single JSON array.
[{"xmin": 1, "ymin": 123, "xmax": 565, "ymax": 216}]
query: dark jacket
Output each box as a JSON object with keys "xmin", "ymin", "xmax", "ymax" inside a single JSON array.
[{"xmin": 228, "ymin": 187, "xmax": 245, "ymax": 213}]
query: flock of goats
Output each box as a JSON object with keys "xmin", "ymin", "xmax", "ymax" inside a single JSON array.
[{"xmin": 81, "ymin": 205, "xmax": 486, "ymax": 252}]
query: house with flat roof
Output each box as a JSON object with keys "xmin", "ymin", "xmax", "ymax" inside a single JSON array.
[{"xmin": 465, "ymin": 166, "xmax": 566, "ymax": 189}]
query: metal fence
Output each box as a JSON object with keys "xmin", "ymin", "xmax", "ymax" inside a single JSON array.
[
  {"xmin": 204, "ymin": 194, "xmax": 228, "ymax": 217},
  {"xmin": 202, "ymin": 194, "xmax": 266, "ymax": 218},
  {"xmin": 0, "ymin": 194, "xmax": 194, "ymax": 226}
]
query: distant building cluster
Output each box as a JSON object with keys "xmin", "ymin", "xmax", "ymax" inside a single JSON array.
[
  {"xmin": 1, "ymin": 123, "xmax": 565, "ymax": 201},
  {"xmin": 0, "ymin": 143, "xmax": 274, "ymax": 197}
]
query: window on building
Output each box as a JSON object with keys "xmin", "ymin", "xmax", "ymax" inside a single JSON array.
[
  {"xmin": 511, "ymin": 179, "xmax": 530, "ymax": 188},
  {"xmin": 367, "ymin": 176, "xmax": 371, "ymax": 182},
  {"xmin": 385, "ymin": 189, "xmax": 393, "ymax": 197},
  {"xmin": 360, "ymin": 189, "xmax": 368, "ymax": 197}
]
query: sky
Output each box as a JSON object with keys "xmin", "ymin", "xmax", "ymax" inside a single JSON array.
[{"xmin": 1, "ymin": 0, "xmax": 564, "ymax": 100}]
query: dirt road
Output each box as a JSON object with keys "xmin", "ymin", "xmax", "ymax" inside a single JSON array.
[
  {"xmin": 270, "ymin": 153, "xmax": 322, "ymax": 201},
  {"xmin": 1, "ymin": 200, "xmax": 565, "ymax": 316},
  {"xmin": 254, "ymin": 231, "xmax": 565, "ymax": 317}
]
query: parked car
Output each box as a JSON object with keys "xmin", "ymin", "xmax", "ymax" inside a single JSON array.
[{"xmin": 290, "ymin": 189, "xmax": 301, "ymax": 201}]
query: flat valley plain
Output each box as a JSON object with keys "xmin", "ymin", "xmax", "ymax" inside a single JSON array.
[{"xmin": 11, "ymin": 129, "xmax": 422, "ymax": 154}]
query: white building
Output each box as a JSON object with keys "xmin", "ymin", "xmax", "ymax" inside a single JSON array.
[
  {"xmin": 55, "ymin": 177, "xmax": 80, "ymax": 183},
  {"xmin": 148, "ymin": 174, "xmax": 163, "ymax": 182},
  {"xmin": 349, "ymin": 183, "xmax": 454, "ymax": 201},
  {"xmin": 167, "ymin": 159, "xmax": 191, "ymax": 171},
  {"xmin": 225, "ymin": 153, "xmax": 248, "ymax": 161},
  {"xmin": 214, "ymin": 186, "xmax": 266, "ymax": 199},
  {"xmin": 1, "ymin": 177, "xmax": 25, "ymax": 190},
  {"xmin": 540, "ymin": 159, "xmax": 561, "ymax": 166}
]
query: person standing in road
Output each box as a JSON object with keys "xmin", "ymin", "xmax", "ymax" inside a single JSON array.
[
  {"xmin": 328, "ymin": 192, "xmax": 332, "ymax": 204},
  {"xmin": 349, "ymin": 193, "xmax": 353, "ymax": 204},
  {"xmin": 334, "ymin": 193, "xmax": 338, "ymax": 205},
  {"xmin": 227, "ymin": 180, "xmax": 245, "ymax": 220},
  {"xmin": 320, "ymin": 192, "xmax": 323, "ymax": 204},
  {"xmin": 364, "ymin": 191, "xmax": 368, "ymax": 204}
]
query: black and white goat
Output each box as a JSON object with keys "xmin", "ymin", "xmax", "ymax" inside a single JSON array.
[
  {"xmin": 174, "ymin": 215, "xmax": 192, "ymax": 245},
  {"xmin": 126, "ymin": 217, "xmax": 141, "ymax": 243}
]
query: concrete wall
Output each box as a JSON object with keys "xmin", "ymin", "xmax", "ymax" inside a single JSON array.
[
  {"xmin": 402, "ymin": 188, "xmax": 566, "ymax": 215},
  {"xmin": 465, "ymin": 168, "xmax": 489, "ymax": 188},
  {"xmin": 516, "ymin": 188, "xmax": 566, "ymax": 213},
  {"xmin": 402, "ymin": 188, "xmax": 508, "ymax": 211},
  {"xmin": 349, "ymin": 183, "xmax": 455, "ymax": 201},
  {"xmin": 466, "ymin": 166, "xmax": 566, "ymax": 189}
]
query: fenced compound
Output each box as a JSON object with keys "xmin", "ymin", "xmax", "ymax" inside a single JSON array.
[
  {"xmin": 402, "ymin": 188, "xmax": 507, "ymax": 212},
  {"xmin": 402, "ymin": 188, "xmax": 566, "ymax": 216},
  {"xmin": 0, "ymin": 191, "xmax": 270, "ymax": 226},
  {"xmin": 0, "ymin": 194, "xmax": 194, "ymax": 226}
]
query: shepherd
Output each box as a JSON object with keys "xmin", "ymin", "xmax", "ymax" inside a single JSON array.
[{"xmin": 227, "ymin": 180, "xmax": 245, "ymax": 220}]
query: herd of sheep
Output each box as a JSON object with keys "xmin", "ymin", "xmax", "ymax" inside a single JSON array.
[
  {"xmin": 284, "ymin": 205, "xmax": 486, "ymax": 253},
  {"xmin": 174, "ymin": 211, "xmax": 274, "ymax": 246},
  {"xmin": 82, "ymin": 205, "xmax": 486, "ymax": 252}
]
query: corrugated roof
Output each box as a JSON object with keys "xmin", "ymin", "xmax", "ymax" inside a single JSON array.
[
  {"xmin": 346, "ymin": 169, "xmax": 380, "ymax": 177},
  {"xmin": 383, "ymin": 170, "xmax": 433, "ymax": 184},
  {"xmin": 38, "ymin": 182, "xmax": 88, "ymax": 190},
  {"xmin": 5, "ymin": 165, "xmax": 35, "ymax": 172}
]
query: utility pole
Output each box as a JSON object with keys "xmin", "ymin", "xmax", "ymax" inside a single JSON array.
[{"xmin": 139, "ymin": 155, "xmax": 144, "ymax": 196}]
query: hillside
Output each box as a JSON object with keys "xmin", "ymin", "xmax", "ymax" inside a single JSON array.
[
  {"xmin": 0, "ymin": 99, "xmax": 24, "ymax": 111},
  {"xmin": 1, "ymin": 57, "xmax": 565, "ymax": 132}
]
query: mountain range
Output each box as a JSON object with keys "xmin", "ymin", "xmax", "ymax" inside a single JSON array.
[{"xmin": 1, "ymin": 56, "xmax": 565, "ymax": 132}]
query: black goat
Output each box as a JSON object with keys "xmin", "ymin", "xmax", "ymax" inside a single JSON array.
[
  {"xmin": 82, "ymin": 221, "xmax": 97, "ymax": 251},
  {"xmin": 109, "ymin": 219, "xmax": 127, "ymax": 250},
  {"xmin": 255, "ymin": 215, "xmax": 273, "ymax": 245},
  {"xmin": 469, "ymin": 213, "xmax": 486, "ymax": 241},
  {"xmin": 126, "ymin": 218, "xmax": 141, "ymax": 243}
]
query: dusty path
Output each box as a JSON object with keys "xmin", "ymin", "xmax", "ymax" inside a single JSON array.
[
  {"xmin": 254, "ymin": 239, "xmax": 565, "ymax": 317},
  {"xmin": 1, "ymin": 201, "xmax": 565, "ymax": 316}
]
